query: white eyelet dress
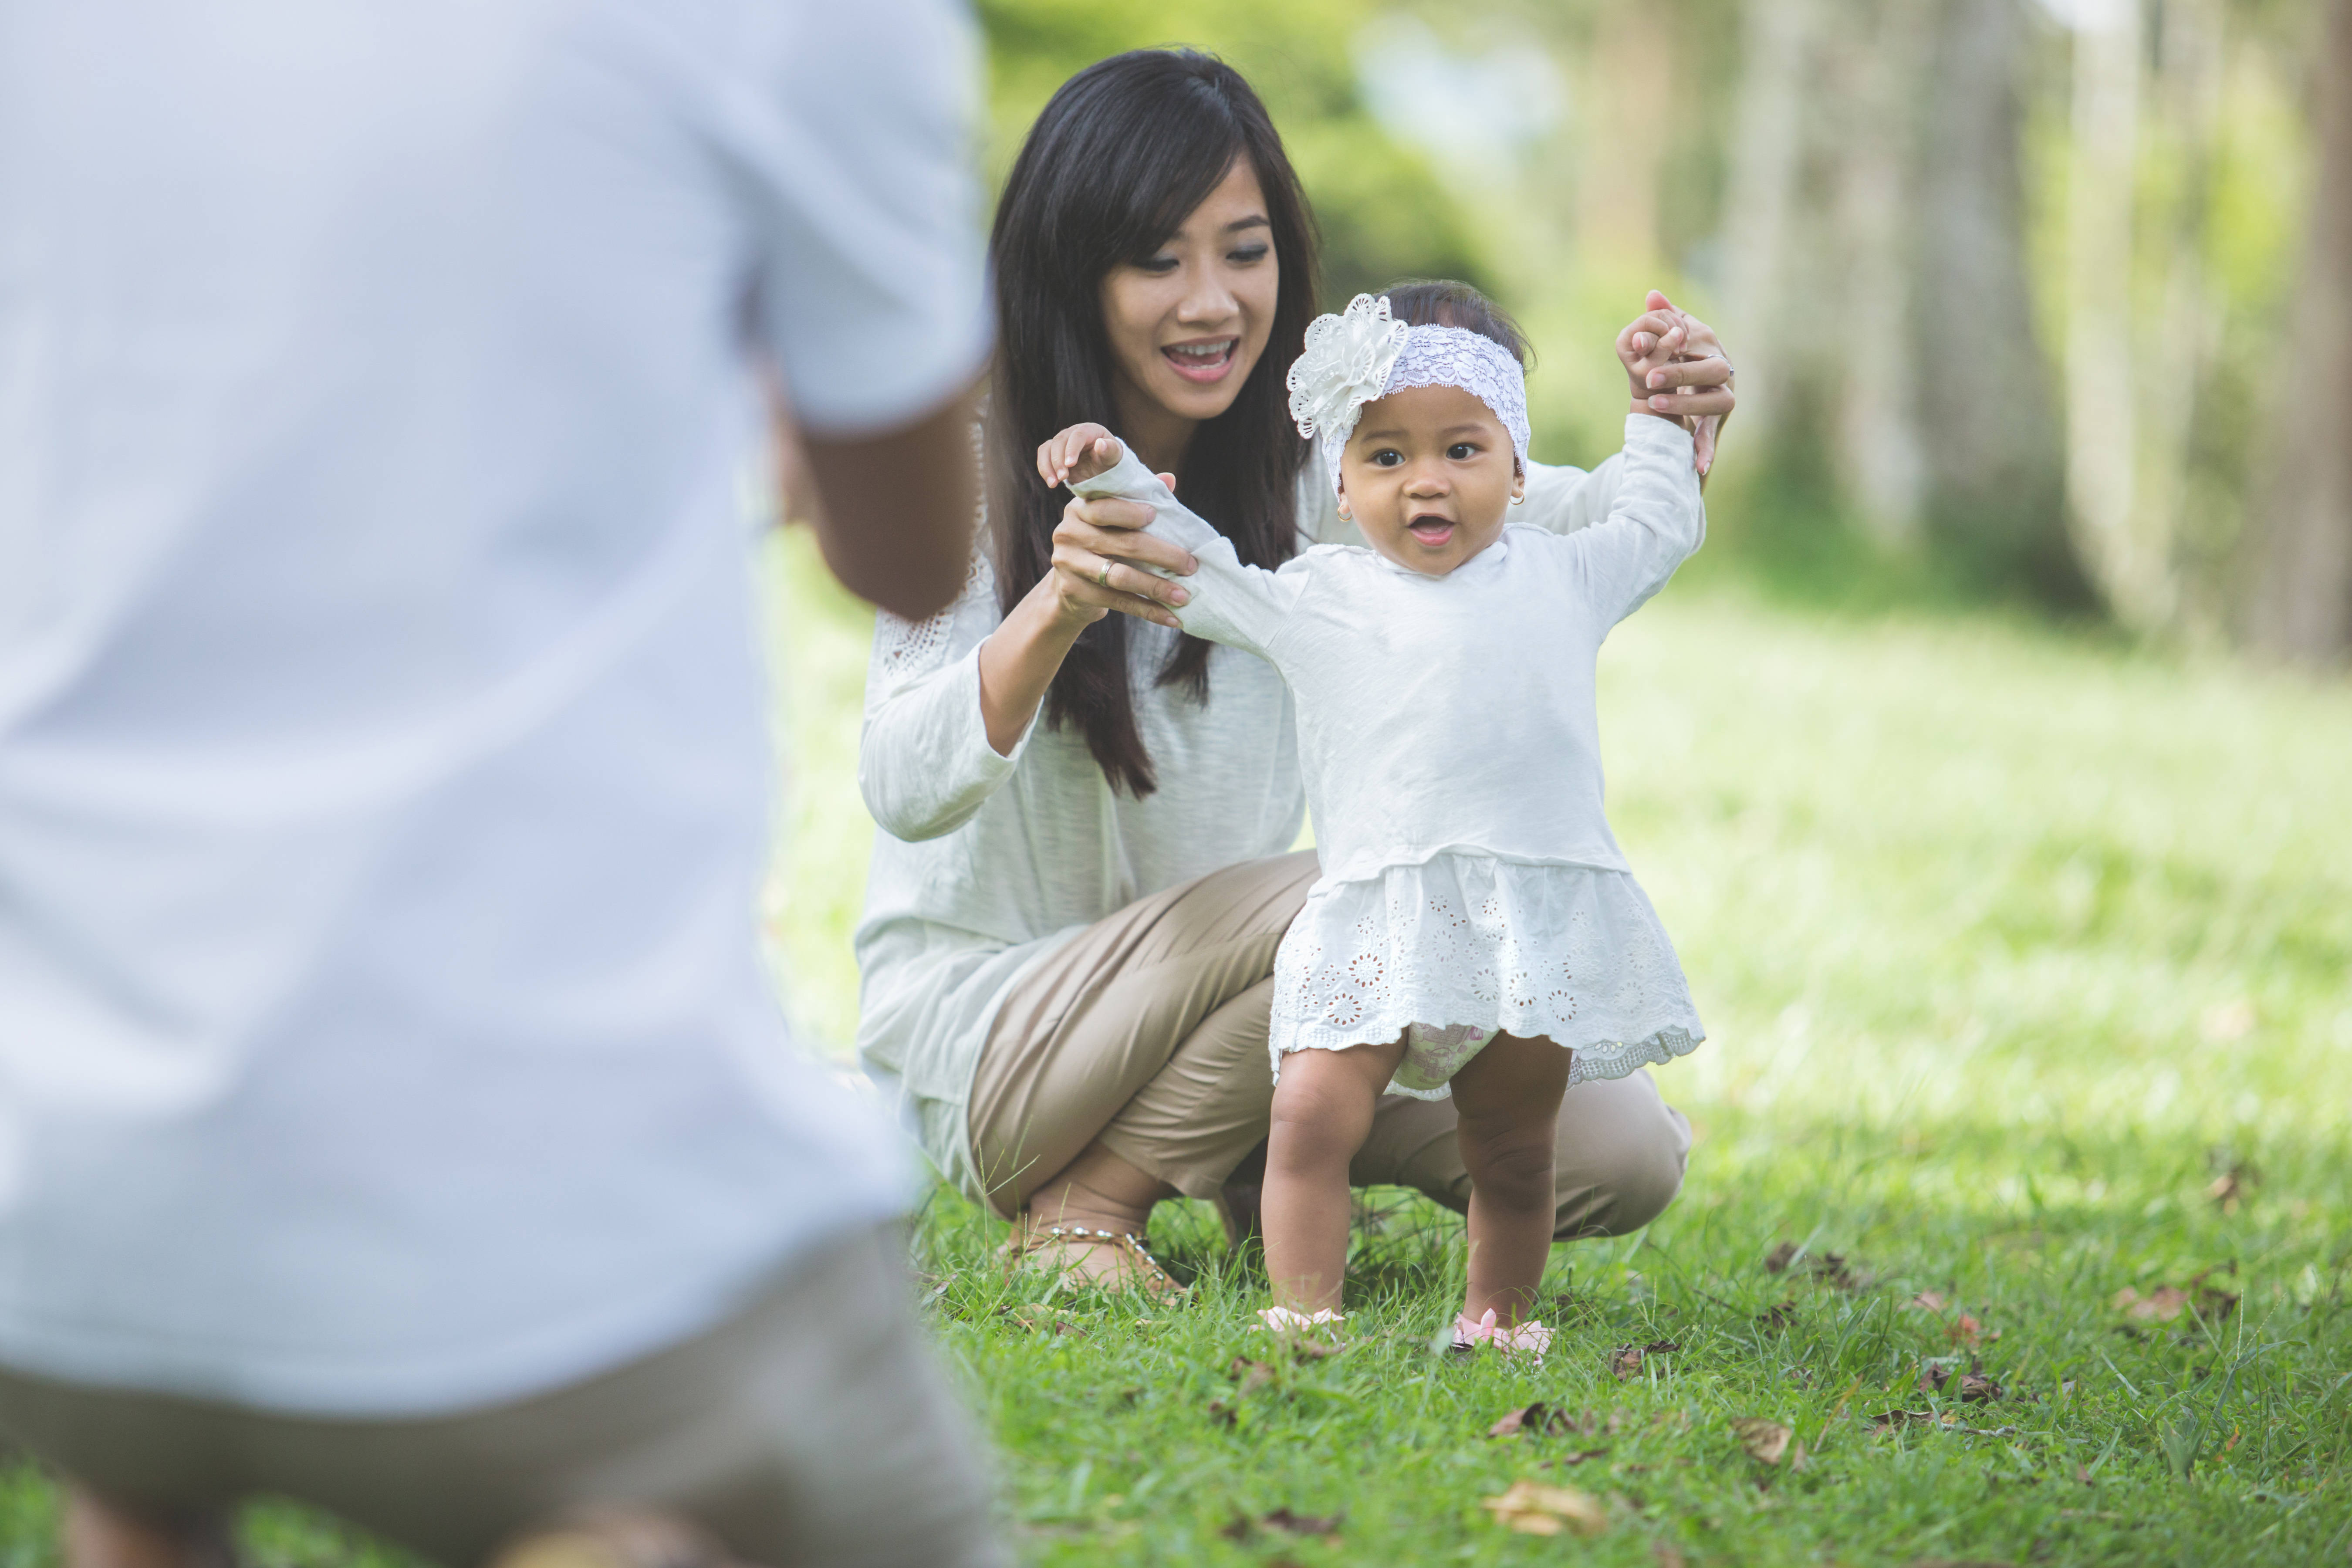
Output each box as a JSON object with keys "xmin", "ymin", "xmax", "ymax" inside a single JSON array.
[{"xmin": 1070, "ymin": 415, "xmax": 1708, "ymax": 1099}]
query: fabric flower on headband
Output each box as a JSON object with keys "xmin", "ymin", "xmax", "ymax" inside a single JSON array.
[
  {"xmin": 1286, "ymin": 292, "xmax": 1534, "ymax": 495},
  {"xmin": 1285, "ymin": 294, "xmax": 1409, "ymax": 447}
]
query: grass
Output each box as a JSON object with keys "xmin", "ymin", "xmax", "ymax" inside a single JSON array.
[{"xmin": 4, "ymin": 527, "xmax": 2346, "ymax": 1565}]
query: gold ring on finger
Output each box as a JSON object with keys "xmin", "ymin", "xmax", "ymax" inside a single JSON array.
[{"xmin": 1096, "ymin": 563, "xmax": 1112, "ymax": 589}]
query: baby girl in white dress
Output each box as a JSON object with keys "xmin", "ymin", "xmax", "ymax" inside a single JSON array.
[{"xmin": 1043, "ymin": 285, "xmax": 1705, "ymax": 1355}]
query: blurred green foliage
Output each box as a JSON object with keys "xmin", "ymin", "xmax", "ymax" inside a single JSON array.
[{"xmin": 975, "ymin": 0, "xmax": 1490, "ymax": 303}]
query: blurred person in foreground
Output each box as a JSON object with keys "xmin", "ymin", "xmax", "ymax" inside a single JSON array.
[{"xmin": 0, "ymin": 3, "xmax": 998, "ymax": 1566}]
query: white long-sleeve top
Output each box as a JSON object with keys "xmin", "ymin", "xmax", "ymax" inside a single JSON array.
[
  {"xmin": 1071, "ymin": 415, "xmax": 1708, "ymax": 1092},
  {"xmin": 854, "ymin": 424, "xmax": 1680, "ymax": 1196}
]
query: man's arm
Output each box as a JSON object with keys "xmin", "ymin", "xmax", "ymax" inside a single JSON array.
[{"xmin": 794, "ymin": 380, "xmax": 982, "ymax": 623}]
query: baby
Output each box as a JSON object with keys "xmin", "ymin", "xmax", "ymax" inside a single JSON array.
[{"xmin": 1042, "ymin": 287, "xmax": 1706, "ymax": 1354}]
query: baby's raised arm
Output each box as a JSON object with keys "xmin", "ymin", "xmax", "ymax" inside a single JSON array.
[{"xmin": 1063, "ymin": 434, "xmax": 1303, "ymax": 658}]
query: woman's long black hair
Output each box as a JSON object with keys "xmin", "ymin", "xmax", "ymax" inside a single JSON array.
[{"xmin": 990, "ymin": 50, "xmax": 1318, "ymax": 798}]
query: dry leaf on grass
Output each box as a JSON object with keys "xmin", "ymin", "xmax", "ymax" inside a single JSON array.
[
  {"xmin": 1869, "ymin": 1409, "xmax": 2019, "ymax": 1438},
  {"xmin": 1007, "ymin": 1307, "xmax": 1085, "ymax": 1337},
  {"xmin": 1549, "ymin": 1447, "xmax": 1612, "ymax": 1468},
  {"xmin": 1488, "ymin": 1402, "xmax": 1582, "ymax": 1439},
  {"xmin": 1916, "ymin": 1361, "xmax": 2004, "ymax": 1402},
  {"xmin": 1729, "ymin": 1417, "xmax": 1807, "ymax": 1468},
  {"xmin": 1763, "ymin": 1243, "xmax": 1873, "ymax": 1291},
  {"xmin": 1480, "ymin": 1480, "xmax": 1608, "ymax": 1537},
  {"xmin": 1223, "ymin": 1508, "xmax": 1343, "ymax": 1540},
  {"xmin": 1653, "ymin": 1545, "xmax": 1689, "ymax": 1568},
  {"xmin": 1907, "ymin": 1291, "xmax": 1947, "ymax": 1313},
  {"xmin": 1755, "ymin": 1301, "xmax": 1798, "ymax": 1330},
  {"xmin": 2112, "ymin": 1266, "xmax": 2239, "ymax": 1324},
  {"xmin": 1609, "ymin": 1340, "xmax": 1682, "ymax": 1379},
  {"xmin": 1226, "ymin": 1357, "xmax": 1274, "ymax": 1396}
]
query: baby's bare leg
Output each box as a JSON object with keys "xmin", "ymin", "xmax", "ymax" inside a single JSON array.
[
  {"xmin": 1448, "ymin": 1033, "xmax": 1574, "ymax": 1325},
  {"xmin": 1263, "ymin": 1039, "xmax": 1406, "ymax": 1314}
]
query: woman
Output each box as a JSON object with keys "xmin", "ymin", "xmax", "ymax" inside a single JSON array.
[{"xmin": 856, "ymin": 49, "xmax": 1736, "ymax": 1287}]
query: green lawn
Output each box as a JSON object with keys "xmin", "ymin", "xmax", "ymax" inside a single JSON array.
[
  {"xmin": 4, "ymin": 531, "xmax": 2345, "ymax": 1566},
  {"xmin": 767, "ymin": 530, "xmax": 2352, "ymax": 1566}
]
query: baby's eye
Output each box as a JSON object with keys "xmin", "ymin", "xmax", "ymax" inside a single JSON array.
[
  {"xmin": 1447, "ymin": 442, "xmax": 1480, "ymax": 461},
  {"xmin": 1370, "ymin": 448, "xmax": 1404, "ymax": 467}
]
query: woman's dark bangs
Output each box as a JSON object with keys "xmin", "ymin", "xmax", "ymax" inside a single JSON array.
[{"xmin": 1110, "ymin": 88, "xmax": 1246, "ymax": 266}]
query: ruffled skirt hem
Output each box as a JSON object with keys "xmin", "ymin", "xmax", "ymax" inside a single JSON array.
[{"xmin": 1267, "ymin": 854, "xmax": 1704, "ymax": 1098}]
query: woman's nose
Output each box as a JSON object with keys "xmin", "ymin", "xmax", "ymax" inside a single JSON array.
[{"xmin": 1174, "ymin": 271, "xmax": 1237, "ymax": 326}]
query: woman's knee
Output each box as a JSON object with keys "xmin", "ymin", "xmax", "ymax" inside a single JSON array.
[{"xmin": 1550, "ymin": 1074, "xmax": 1692, "ymax": 1240}]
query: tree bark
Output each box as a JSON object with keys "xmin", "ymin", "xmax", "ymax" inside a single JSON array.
[
  {"xmin": 2244, "ymin": 0, "xmax": 2352, "ymax": 664},
  {"xmin": 1914, "ymin": 0, "xmax": 2075, "ymax": 595}
]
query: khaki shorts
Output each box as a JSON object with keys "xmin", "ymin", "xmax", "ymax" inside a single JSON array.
[
  {"xmin": 0, "ymin": 1224, "xmax": 1004, "ymax": 1568},
  {"xmin": 969, "ymin": 850, "xmax": 1692, "ymax": 1236}
]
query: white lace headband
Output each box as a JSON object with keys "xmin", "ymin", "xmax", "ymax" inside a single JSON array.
[{"xmin": 1284, "ymin": 293, "xmax": 1531, "ymax": 493}]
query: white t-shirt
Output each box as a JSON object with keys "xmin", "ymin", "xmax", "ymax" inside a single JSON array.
[{"xmin": 0, "ymin": 0, "xmax": 988, "ymax": 1417}]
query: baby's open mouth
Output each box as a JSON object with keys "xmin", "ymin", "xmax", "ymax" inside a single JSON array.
[
  {"xmin": 1407, "ymin": 514, "xmax": 1456, "ymax": 546},
  {"xmin": 1162, "ymin": 338, "xmax": 1237, "ymax": 383}
]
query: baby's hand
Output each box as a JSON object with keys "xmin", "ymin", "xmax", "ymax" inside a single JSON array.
[
  {"xmin": 1614, "ymin": 305, "xmax": 1690, "ymax": 420},
  {"xmin": 1037, "ymin": 422, "xmax": 1125, "ymax": 489}
]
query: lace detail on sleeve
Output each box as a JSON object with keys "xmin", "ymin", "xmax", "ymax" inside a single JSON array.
[{"xmin": 875, "ymin": 543, "xmax": 993, "ymax": 683}]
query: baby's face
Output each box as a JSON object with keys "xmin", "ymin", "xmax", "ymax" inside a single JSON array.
[{"xmin": 1338, "ymin": 384, "xmax": 1525, "ymax": 577}]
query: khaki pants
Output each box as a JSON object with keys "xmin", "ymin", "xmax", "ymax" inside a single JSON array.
[
  {"xmin": 970, "ymin": 851, "xmax": 1693, "ymax": 1237},
  {"xmin": 0, "ymin": 1225, "xmax": 1004, "ymax": 1568}
]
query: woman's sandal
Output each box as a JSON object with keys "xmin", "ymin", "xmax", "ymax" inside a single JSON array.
[{"xmin": 1005, "ymin": 1221, "xmax": 1187, "ymax": 1299}]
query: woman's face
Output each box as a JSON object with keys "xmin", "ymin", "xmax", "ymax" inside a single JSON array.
[{"xmin": 1098, "ymin": 157, "xmax": 1279, "ymax": 434}]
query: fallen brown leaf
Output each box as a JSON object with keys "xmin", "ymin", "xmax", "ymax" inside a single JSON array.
[
  {"xmin": 1764, "ymin": 1242, "xmax": 1800, "ymax": 1273},
  {"xmin": 1908, "ymin": 1291, "xmax": 1947, "ymax": 1313},
  {"xmin": 1730, "ymin": 1416, "xmax": 1795, "ymax": 1465},
  {"xmin": 1756, "ymin": 1301, "xmax": 1798, "ymax": 1330},
  {"xmin": 1480, "ymin": 1480, "xmax": 1608, "ymax": 1538},
  {"xmin": 1548, "ymin": 1447, "xmax": 1611, "ymax": 1468},
  {"xmin": 1226, "ymin": 1357, "xmax": 1273, "ymax": 1396},
  {"xmin": 1764, "ymin": 1244, "xmax": 1873, "ymax": 1290},
  {"xmin": 1916, "ymin": 1361, "xmax": 2005, "ymax": 1402},
  {"xmin": 1488, "ymin": 1401, "xmax": 1581, "ymax": 1439},
  {"xmin": 1652, "ymin": 1545, "xmax": 1688, "ymax": 1568},
  {"xmin": 1260, "ymin": 1508, "xmax": 1341, "ymax": 1537},
  {"xmin": 1950, "ymin": 1312, "xmax": 1999, "ymax": 1346},
  {"xmin": 1287, "ymin": 1336, "xmax": 1345, "ymax": 1361},
  {"xmin": 1607, "ymin": 1339, "xmax": 1680, "ymax": 1380}
]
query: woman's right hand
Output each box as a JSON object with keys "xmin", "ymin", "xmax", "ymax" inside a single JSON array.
[
  {"xmin": 977, "ymin": 484, "xmax": 1201, "ymax": 757},
  {"xmin": 1044, "ymin": 488, "xmax": 1196, "ymax": 633}
]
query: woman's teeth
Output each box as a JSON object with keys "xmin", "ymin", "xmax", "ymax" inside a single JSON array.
[{"xmin": 1163, "ymin": 340, "xmax": 1237, "ymax": 378}]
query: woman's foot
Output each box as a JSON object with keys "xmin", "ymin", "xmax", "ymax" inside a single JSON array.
[{"xmin": 1004, "ymin": 1214, "xmax": 1185, "ymax": 1297}]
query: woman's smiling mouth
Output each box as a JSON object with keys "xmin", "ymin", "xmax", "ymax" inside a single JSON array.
[{"xmin": 1162, "ymin": 338, "xmax": 1238, "ymax": 383}]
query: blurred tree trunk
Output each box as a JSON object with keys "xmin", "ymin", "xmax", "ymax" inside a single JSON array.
[
  {"xmin": 1916, "ymin": 0, "xmax": 2075, "ymax": 594},
  {"xmin": 2064, "ymin": 0, "xmax": 2169, "ymax": 623},
  {"xmin": 1725, "ymin": 0, "xmax": 2069, "ymax": 591},
  {"xmin": 2244, "ymin": 0, "xmax": 2352, "ymax": 664}
]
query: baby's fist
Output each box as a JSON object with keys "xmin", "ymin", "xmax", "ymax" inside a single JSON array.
[{"xmin": 1038, "ymin": 423, "xmax": 1124, "ymax": 489}]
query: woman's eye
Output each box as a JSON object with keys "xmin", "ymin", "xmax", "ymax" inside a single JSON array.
[
  {"xmin": 1136, "ymin": 254, "xmax": 1179, "ymax": 275},
  {"xmin": 1228, "ymin": 244, "xmax": 1270, "ymax": 265}
]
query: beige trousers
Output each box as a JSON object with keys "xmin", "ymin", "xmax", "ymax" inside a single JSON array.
[
  {"xmin": 969, "ymin": 850, "xmax": 1693, "ymax": 1237},
  {"xmin": 0, "ymin": 1225, "xmax": 1004, "ymax": 1568}
]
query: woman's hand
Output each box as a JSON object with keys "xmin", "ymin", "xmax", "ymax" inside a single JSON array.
[
  {"xmin": 1623, "ymin": 289, "xmax": 1736, "ymax": 477},
  {"xmin": 976, "ymin": 482, "xmax": 1200, "ymax": 757},
  {"xmin": 1045, "ymin": 488, "xmax": 1196, "ymax": 633}
]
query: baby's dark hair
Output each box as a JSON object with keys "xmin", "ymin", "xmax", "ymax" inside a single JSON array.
[{"xmin": 1379, "ymin": 279, "xmax": 1533, "ymax": 369}]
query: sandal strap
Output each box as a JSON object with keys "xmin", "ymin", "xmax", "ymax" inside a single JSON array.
[{"xmin": 1014, "ymin": 1223, "xmax": 1183, "ymax": 1294}]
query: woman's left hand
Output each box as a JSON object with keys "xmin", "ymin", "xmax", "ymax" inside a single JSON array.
[{"xmin": 1627, "ymin": 289, "xmax": 1735, "ymax": 478}]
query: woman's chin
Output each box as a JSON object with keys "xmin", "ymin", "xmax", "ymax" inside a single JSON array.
[{"xmin": 1148, "ymin": 359, "xmax": 1253, "ymax": 420}]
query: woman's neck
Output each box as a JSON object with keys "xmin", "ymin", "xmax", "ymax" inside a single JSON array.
[{"xmin": 1111, "ymin": 379, "xmax": 1197, "ymax": 483}]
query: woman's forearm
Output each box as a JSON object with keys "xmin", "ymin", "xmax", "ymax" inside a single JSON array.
[{"xmin": 977, "ymin": 577, "xmax": 1090, "ymax": 757}]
